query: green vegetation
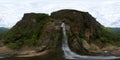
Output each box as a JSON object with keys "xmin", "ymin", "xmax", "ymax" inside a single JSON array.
[
  {"xmin": 23, "ymin": 35, "xmax": 39, "ymax": 46},
  {"xmin": 92, "ymin": 27, "xmax": 120, "ymax": 47},
  {"xmin": 110, "ymin": 28, "xmax": 120, "ymax": 34},
  {"xmin": 0, "ymin": 27, "xmax": 9, "ymax": 40},
  {"xmin": 7, "ymin": 43, "xmax": 19, "ymax": 49},
  {"xmin": 78, "ymin": 31, "xmax": 85, "ymax": 41},
  {"xmin": 78, "ymin": 37, "xmax": 84, "ymax": 42},
  {"xmin": 88, "ymin": 46, "xmax": 95, "ymax": 51},
  {"xmin": 51, "ymin": 31, "xmax": 57, "ymax": 38},
  {"xmin": 2, "ymin": 9, "xmax": 120, "ymax": 50},
  {"xmin": 3, "ymin": 13, "xmax": 50, "ymax": 49}
]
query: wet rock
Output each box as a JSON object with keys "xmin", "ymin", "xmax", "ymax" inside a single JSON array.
[
  {"xmin": 101, "ymin": 46, "xmax": 120, "ymax": 56},
  {"xmin": 82, "ymin": 40, "xmax": 90, "ymax": 50}
]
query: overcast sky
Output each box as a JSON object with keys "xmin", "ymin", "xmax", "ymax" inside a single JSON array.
[{"xmin": 0, "ymin": 0, "xmax": 120, "ymax": 28}]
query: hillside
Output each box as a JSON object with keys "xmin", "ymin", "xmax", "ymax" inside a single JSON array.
[{"xmin": 2, "ymin": 9, "xmax": 120, "ymax": 55}]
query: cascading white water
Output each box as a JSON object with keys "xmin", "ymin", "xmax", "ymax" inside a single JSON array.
[
  {"xmin": 61, "ymin": 22, "xmax": 120, "ymax": 60},
  {"xmin": 61, "ymin": 22, "xmax": 81, "ymax": 59}
]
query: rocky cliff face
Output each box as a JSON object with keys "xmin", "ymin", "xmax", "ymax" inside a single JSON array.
[{"xmin": 3, "ymin": 9, "xmax": 120, "ymax": 55}]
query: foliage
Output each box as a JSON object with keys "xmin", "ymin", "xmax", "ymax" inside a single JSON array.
[
  {"xmin": 3, "ymin": 13, "xmax": 50, "ymax": 49},
  {"xmin": 0, "ymin": 27, "xmax": 9, "ymax": 40},
  {"xmin": 23, "ymin": 35, "xmax": 39, "ymax": 46},
  {"xmin": 51, "ymin": 31, "xmax": 57, "ymax": 38},
  {"xmin": 7, "ymin": 43, "xmax": 19, "ymax": 49},
  {"xmin": 92, "ymin": 27, "xmax": 120, "ymax": 47},
  {"xmin": 110, "ymin": 28, "xmax": 120, "ymax": 34},
  {"xmin": 77, "ymin": 36, "xmax": 84, "ymax": 42},
  {"xmin": 88, "ymin": 46, "xmax": 95, "ymax": 51}
]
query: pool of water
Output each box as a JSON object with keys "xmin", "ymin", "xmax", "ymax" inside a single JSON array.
[{"xmin": 0, "ymin": 56, "xmax": 120, "ymax": 60}]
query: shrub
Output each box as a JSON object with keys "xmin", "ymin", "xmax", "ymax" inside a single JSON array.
[
  {"xmin": 88, "ymin": 46, "xmax": 95, "ymax": 51},
  {"xmin": 52, "ymin": 31, "xmax": 57, "ymax": 38},
  {"xmin": 7, "ymin": 43, "xmax": 19, "ymax": 49},
  {"xmin": 23, "ymin": 34, "xmax": 39, "ymax": 46}
]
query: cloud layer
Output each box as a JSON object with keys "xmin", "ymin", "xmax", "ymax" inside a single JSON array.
[{"xmin": 0, "ymin": 0, "xmax": 120, "ymax": 28}]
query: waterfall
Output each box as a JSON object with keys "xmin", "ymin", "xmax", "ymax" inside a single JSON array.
[
  {"xmin": 61, "ymin": 22, "xmax": 120, "ymax": 60},
  {"xmin": 61, "ymin": 22, "xmax": 81, "ymax": 59}
]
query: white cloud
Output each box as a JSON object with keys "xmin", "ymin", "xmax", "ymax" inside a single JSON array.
[{"xmin": 0, "ymin": 0, "xmax": 120, "ymax": 28}]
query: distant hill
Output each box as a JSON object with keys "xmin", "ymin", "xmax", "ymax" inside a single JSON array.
[
  {"xmin": 110, "ymin": 28, "xmax": 120, "ymax": 34},
  {"xmin": 0, "ymin": 27, "xmax": 8, "ymax": 32},
  {"xmin": 0, "ymin": 27, "xmax": 9, "ymax": 40}
]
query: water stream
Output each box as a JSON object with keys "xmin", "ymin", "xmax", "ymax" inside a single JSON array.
[
  {"xmin": 0, "ymin": 54, "xmax": 12, "ymax": 58},
  {"xmin": 61, "ymin": 22, "xmax": 120, "ymax": 60}
]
